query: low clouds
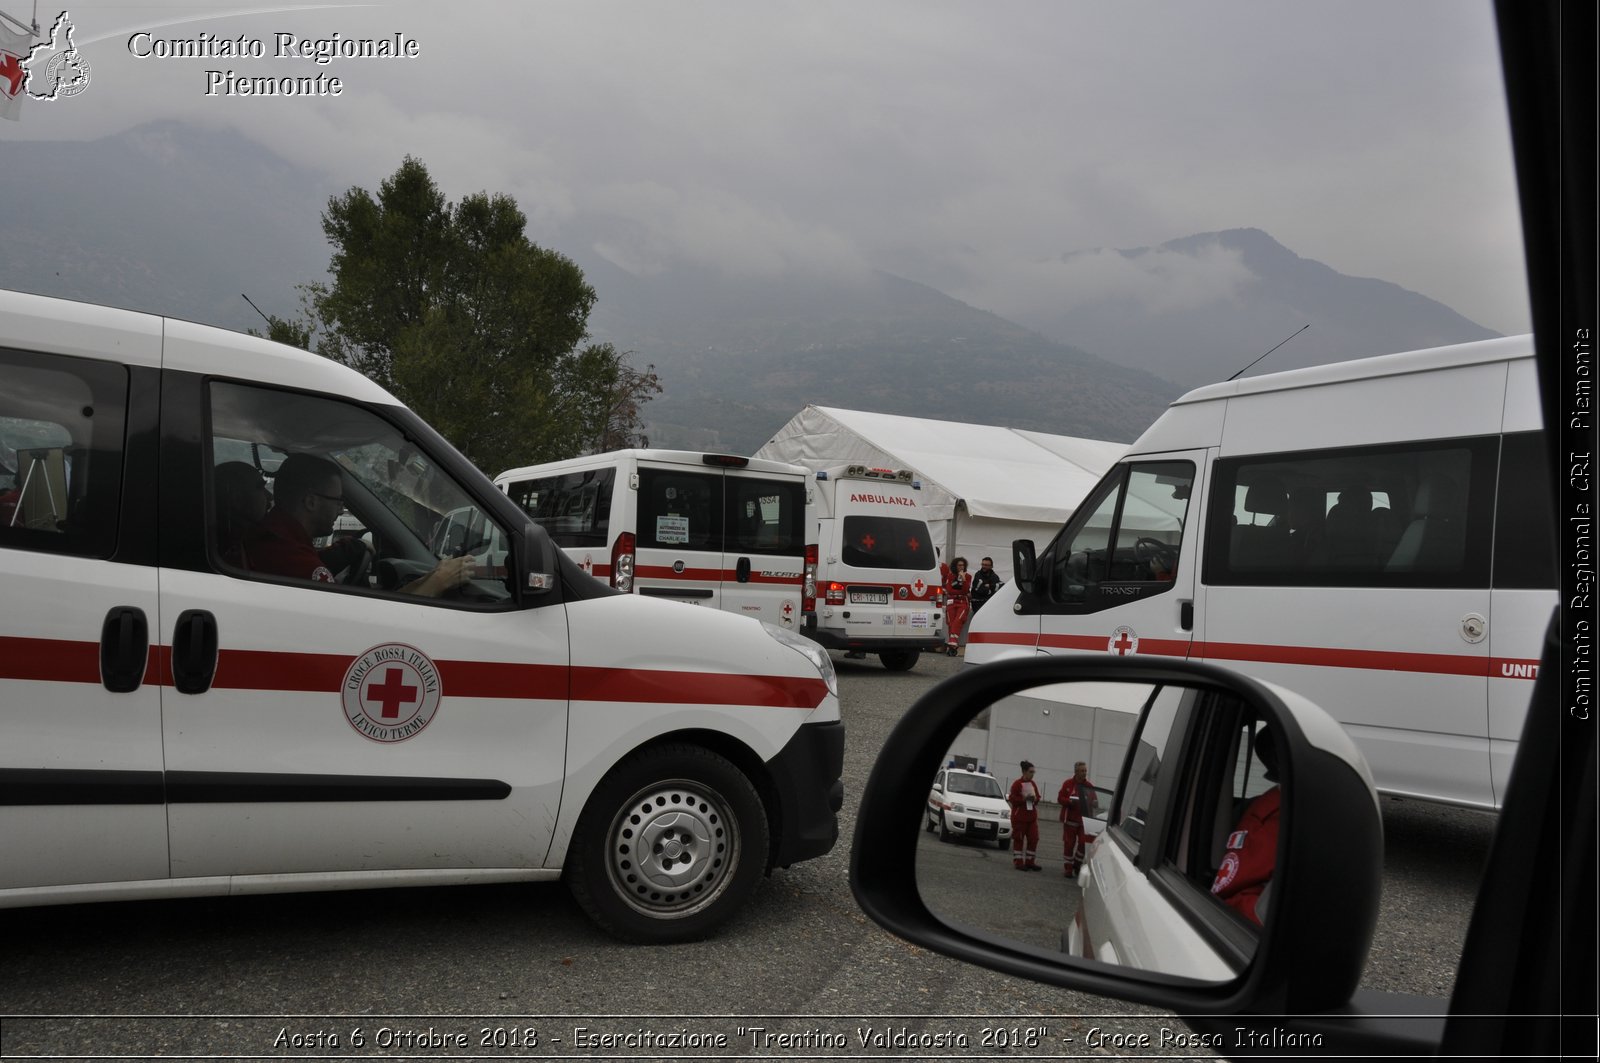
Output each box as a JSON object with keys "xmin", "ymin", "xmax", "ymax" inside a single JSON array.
[{"xmin": 18, "ymin": 1, "xmax": 1530, "ymax": 336}]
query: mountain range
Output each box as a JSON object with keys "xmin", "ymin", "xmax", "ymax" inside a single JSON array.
[{"xmin": 5, "ymin": 122, "xmax": 1500, "ymax": 456}]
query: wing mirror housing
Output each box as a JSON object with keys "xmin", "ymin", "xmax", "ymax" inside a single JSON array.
[
  {"xmin": 519, "ymin": 519, "xmax": 558, "ymax": 597},
  {"xmin": 1011, "ymin": 539, "xmax": 1038, "ymax": 595},
  {"xmin": 849, "ymin": 656, "xmax": 1384, "ymax": 1029}
]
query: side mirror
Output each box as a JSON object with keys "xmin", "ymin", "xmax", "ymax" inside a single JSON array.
[
  {"xmin": 519, "ymin": 519, "xmax": 558, "ymax": 597},
  {"xmin": 849, "ymin": 656, "xmax": 1383, "ymax": 1028},
  {"xmin": 1011, "ymin": 539, "xmax": 1037, "ymax": 595}
]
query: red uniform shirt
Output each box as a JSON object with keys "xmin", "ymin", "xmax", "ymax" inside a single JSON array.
[
  {"xmin": 1058, "ymin": 777, "xmax": 1097, "ymax": 825},
  {"xmin": 1008, "ymin": 777, "xmax": 1041, "ymax": 823},
  {"xmin": 229, "ymin": 509, "xmax": 336, "ymax": 583},
  {"xmin": 1211, "ymin": 785, "xmax": 1280, "ymax": 926}
]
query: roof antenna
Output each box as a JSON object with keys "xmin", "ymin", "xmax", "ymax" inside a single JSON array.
[
  {"xmin": 240, "ymin": 293, "xmax": 272, "ymax": 326},
  {"xmin": 1228, "ymin": 324, "xmax": 1309, "ymax": 381}
]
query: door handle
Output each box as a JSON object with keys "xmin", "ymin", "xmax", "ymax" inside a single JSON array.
[
  {"xmin": 171, "ymin": 609, "xmax": 218, "ymax": 695},
  {"xmin": 1179, "ymin": 600, "xmax": 1194, "ymax": 632},
  {"xmin": 736, "ymin": 557, "xmax": 752, "ymax": 583},
  {"xmin": 99, "ymin": 606, "xmax": 149, "ymax": 693}
]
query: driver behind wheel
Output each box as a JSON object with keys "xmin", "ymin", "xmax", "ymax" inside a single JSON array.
[{"xmin": 226, "ymin": 453, "xmax": 469, "ymax": 596}]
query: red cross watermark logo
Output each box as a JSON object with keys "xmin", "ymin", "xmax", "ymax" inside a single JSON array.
[
  {"xmin": 1108, "ymin": 626, "xmax": 1139, "ymax": 657},
  {"xmin": 860, "ymin": 533, "xmax": 877, "ymax": 551},
  {"xmin": 342, "ymin": 643, "xmax": 442, "ymax": 743},
  {"xmin": 912, "ymin": 578, "xmax": 927, "ymax": 597}
]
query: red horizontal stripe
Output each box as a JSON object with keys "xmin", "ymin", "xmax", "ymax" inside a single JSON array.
[
  {"xmin": 0, "ymin": 636, "xmax": 100, "ymax": 684},
  {"xmin": 967, "ymin": 631, "xmax": 1539, "ymax": 681},
  {"xmin": 2, "ymin": 637, "xmax": 828, "ymax": 706},
  {"xmin": 635, "ymin": 565, "xmax": 802, "ymax": 585}
]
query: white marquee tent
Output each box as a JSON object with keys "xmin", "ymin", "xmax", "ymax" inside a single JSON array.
[{"xmin": 754, "ymin": 406, "xmax": 1129, "ymax": 581}]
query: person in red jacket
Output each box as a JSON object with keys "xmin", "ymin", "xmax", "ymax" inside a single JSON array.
[
  {"xmin": 1211, "ymin": 726, "xmax": 1281, "ymax": 926},
  {"xmin": 1007, "ymin": 760, "xmax": 1043, "ymax": 870},
  {"xmin": 944, "ymin": 556, "xmax": 972, "ymax": 656},
  {"xmin": 1057, "ymin": 760, "xmax": 1099, "ymax": 878}
]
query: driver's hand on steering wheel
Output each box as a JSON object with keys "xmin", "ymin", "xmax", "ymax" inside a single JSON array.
[{"xmin": 404, "ymin": 554, "xmax": 476, "ymax": 597}]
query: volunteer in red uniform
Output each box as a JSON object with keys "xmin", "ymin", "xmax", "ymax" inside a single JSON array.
[
  {"xmin": 1057, "ymin": 760, "xmax": 1099, "ymax": 878},
  {"xmin": 944, "ymin": 556, "xmax": 972, "ymax": 656},
  {"xmin": 1211, "ymin": 726, "xmax": 1281, "ymax": 926},
  {"xmin": 1007, "ymin": 760, "xmax": 1043, "ymax": 870},
  {"xmin": 230, "ymin": 453, "xmax": 470, "ymax": 596}
]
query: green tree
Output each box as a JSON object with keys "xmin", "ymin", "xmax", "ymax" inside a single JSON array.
[{"xmin": 304, "ymin": 157, "xmax": 655, "ymax": 472}]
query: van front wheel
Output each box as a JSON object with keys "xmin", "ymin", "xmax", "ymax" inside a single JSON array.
[
  {"xmin": 880, "ymin": 650, "xmax": 919, "ymax": 671},
  {"xmin": 566, "ymin": 744, "xmax": 769, "ymax": 943}
]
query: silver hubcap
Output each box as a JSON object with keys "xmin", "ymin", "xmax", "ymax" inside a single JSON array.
[{"xmin": 606, "ymin": 779, "xmax": 740, "ymax": 919}]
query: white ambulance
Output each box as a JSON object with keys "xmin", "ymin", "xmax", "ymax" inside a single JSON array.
[
  {"xmin": 494, "ymin": 450, "xmax": 811, "ymax": 631},
  {"xmin": 966, "ymin": 336, "xmax": 1554, "ymax": 810},
  {"xmin": 805, "ymin": 464, "xmax": 947, "ymax": 670},
  {"xmin": 0, "ymin": 290, "xmax": 843, "ymax": 943}
]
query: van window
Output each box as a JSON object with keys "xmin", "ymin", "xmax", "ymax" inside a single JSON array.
[
  {"xmin": 207, "ymin": 381, "xmax": 511, "ymax": 606},
  {"xmin": 508, "ymin": 469, "xmax": 615, "ymax": 549},
  {"xmin": 1493, "ymin": 431, "xmax": 1557, "ymax": 589},
  {"xmin": 638, "ymin": 468, "xmax": 719, "ymax": 550},
  {"xmin": 841, "ymin": 515, "xmax": 936, "ymax": 570},
  {"xmin": 1047, "ymin": 461, "xmax": 1194, "ymax": 609},
  {"xmin": 725, "ymin": 477, "xmax": 806, "ymax": 556},
  {"xmin": 1205, "ymin": 437, "xmax": 1497, "ymax": 588},
  {"xmin": 1116, "ymin": 684, "xmax": 1186, "ymax": 857},
  {"xmin": 0, "ymin": 350, "xmax": 128, "ymax": 559}
]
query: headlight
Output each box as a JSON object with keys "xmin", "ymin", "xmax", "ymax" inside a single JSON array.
[
  {"xmin": 950, "ymin": 803, "xmax": 967, "ymax": 814},
  {"xmin": 761, "ymin": 622, "xmax": 839, "ymax": 699}
]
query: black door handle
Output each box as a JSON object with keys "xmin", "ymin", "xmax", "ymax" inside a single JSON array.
[
  {"xmin": 99, "ymin": 606, "xmax": 149, "ymax": 693},
  {"xmin": 171, "ymin": 609, "xmax": 218, "ymax": 695},
  {"xmin": 736, "ymin": 557, "xmax": 752, "ymax": 583},
  {"xmin": 1180, "ymin": 600, "xmax": 1195, "ymax": 632}
]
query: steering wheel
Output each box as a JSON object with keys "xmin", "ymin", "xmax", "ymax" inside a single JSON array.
[
  {"xmin": 1133, "ymin": 537, "xmax": 1177, "ymax": 567},
  {"xmin": 339, "ymin": 540, "xmax": 374, "ymax": 586}
]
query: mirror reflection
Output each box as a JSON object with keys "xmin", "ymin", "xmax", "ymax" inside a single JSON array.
[{"xmin": 916, "ymin": 679, "xmax": 1277, "ymax": 984}]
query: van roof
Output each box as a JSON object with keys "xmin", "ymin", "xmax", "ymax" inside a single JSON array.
[
  {"xmin": 497, "ymin": 449, "xmax": 808, "ymax": 481},
  {"xmin": 0, "ymin": 288, "xmax": 396, "ymax": 406},
  {"xmin": 1171, "ymin": 334, "xmax": 1534, "ymax": 408}
]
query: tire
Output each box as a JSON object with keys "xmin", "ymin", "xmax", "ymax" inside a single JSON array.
[
  {"xmin": 566, "ymin": 744, "xmax": 769, "ymax": 943},
  {"xmin": 925, "ymin": 808, "xmax": 936, "ymax": 833},
  {"xmin": 879, "ymin": 650, "xmax": 919, "ymax": 671},
  {"xmin": 938, "ymin": 813, "xmax": 951, "ymax": 842}
]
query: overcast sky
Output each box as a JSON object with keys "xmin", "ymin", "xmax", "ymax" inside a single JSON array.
[{"xmin": 6, "ymin": 1, "xmax": 1530, "ymax": 335}]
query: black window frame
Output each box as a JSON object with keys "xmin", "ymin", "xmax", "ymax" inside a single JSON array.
[
  {"xmin": 1040, "ymin": 459, "xmax": 1196, "ymax": 614},
  {"xmin": 1203, "ymin": 435, "xmax": 1500, "ymax": 590},
  {"xmin": 0, "ymin": 346, "xmax": 130, "ymax": 561}
]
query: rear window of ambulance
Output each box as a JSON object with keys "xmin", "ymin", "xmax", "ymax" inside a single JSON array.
[{"xmin": 841, "ymin": 515, "xmax": 935, "ymax": 571}]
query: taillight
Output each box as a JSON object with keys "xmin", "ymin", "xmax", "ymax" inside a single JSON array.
[
  {"xmin": 935, "ymin": 586, "xmax": 946, "ymax": 606},
  {"xmin": 802, "ymin": 543, "xmax": 818, "ymax": 613},
  {"xmin": 825, "ymin": 581, "xmax": 846, "ymax": 606},
  {"xmin": 612, "ymin": 531, "xmax": 635, "ymax": 592}
]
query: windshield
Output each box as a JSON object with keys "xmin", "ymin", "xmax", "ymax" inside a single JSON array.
[{"xmin": 947, "ymin": 774, "xmax": 1004, "ymax": 799}]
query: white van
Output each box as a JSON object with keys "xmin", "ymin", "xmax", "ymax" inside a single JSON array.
[
  {"xmin": 494, "ymin": 450, "xmax": 811, "ymax": 630},
  {"xmin": 0, "ymin": 290, "xmax": 843, "ymax": 943},
  {"xmin": 967, "ymin": 336, "xmax": 1554, "ymax": 810},
  {"xmin": 806, "ymin": 464, "xmax": 947, "ymax": 670}
]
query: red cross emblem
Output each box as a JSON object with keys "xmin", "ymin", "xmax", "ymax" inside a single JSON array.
[
  {"xmin": 365, "ymin": 666, "xmax": 419, "ymax": 720},
  {"xmin": 342, "ymin": 644, "xmax": 442, "ymax": 743},
  {"xmin": 907, "ymin": 537, "xmax": 921, "ymax": 552},
  {"xmin": 1109, "ymin": 627, "xmax": 1139, "ymax": 656},
  {"xmin": 912, "ymin": 578, "xmax": 926, "ymax": 596},
  {"xmin": 860, "ymin": 534, "xmax": 876, "ymax": 550},
  {"xmin": 782, "ymin": 600, "xmax": 794, "ymax": 618}
]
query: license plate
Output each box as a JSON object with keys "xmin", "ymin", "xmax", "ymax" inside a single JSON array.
[
  {"xmin": 851, "ymin": 589, "xmax": 889, "ymax": 604},
  {"xmin": 970, "ymin": 821, "xmax": 996, "ymax": 834}
]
